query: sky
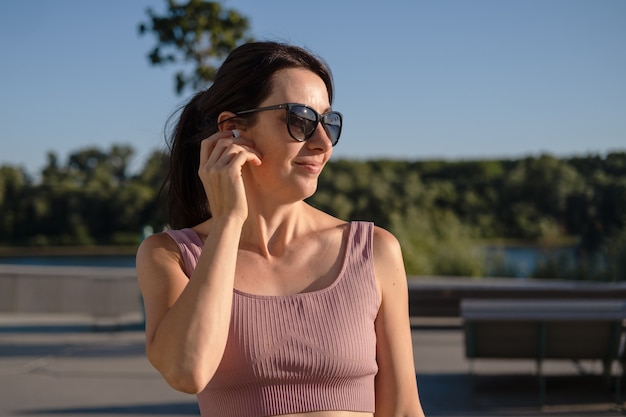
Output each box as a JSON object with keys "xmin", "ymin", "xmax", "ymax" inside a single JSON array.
[{"xmin": 1, "ymin": 0, "xmax": 625, "ymax": 177}]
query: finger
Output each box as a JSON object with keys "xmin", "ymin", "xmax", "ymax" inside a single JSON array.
[
  {"xmin": 211, "ymin": 142, "xmax": 262, "ymax": 169},
  {"xmin": 200, "ymin": 136, "xmax": 255, "ymax": 169},
  {"xmin": 239, "ymin": 145, "xmax": 263, "ymax": 166},
  {"xmin": 206, "ymin": 139, "xmax": 244, "ymax": 167},
  {"xmin": 227, "ymin": 147, "xmax": 263, "ymax": 171},
  {"xmin": 199, "ymin": 131, "xmax": 234, "ymax": 164}
]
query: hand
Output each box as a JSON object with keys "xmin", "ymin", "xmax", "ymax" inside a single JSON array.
[{"xmin": 198, "ymin": 130, "xmax": 262, "ymax": 221}]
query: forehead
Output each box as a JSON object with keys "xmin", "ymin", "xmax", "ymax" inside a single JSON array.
[{"xmin": 267, "ymin": 68, "xmax": 330, "ymax": 108}]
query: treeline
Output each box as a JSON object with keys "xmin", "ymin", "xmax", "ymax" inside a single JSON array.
[
  {"xmin": 0, "ymin": 146, "xmax": 167, "ymax": 247},
  {"xmin": 1, "ymin": 146, "xmax": 625, "ymax": 280},
  {"xmin": 310, "ymin": 154, "xmax": 626, "ymax": 280}
]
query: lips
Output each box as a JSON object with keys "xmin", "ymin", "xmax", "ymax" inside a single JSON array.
[{"xmin": 294, "ymin": 160, "xmax": 324, "ymax": 173}]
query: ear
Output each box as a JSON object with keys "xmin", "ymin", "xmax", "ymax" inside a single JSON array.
[{"xmin": 217, "ymin": 111, "xmax": 238, "ymax": 132}]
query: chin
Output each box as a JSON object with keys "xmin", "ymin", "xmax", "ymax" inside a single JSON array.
[{"xmin": 294, "ymin": 180, "xmax": 319, "ymax": 201}]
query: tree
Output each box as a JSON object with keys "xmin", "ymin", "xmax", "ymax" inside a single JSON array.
[
  {"xmin": 138, "ymin": 0, "xmax": 253, "ymax": 94},
  {"xmin": 0, "ymin": 165, "xmax": 30, "ymax": 243}
]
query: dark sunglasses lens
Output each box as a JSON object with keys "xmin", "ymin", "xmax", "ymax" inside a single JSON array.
[
  {"xmin": 322, "ymin": 112, "xmax": 342, "ymax": 145},
  {"xmin": 288, "ymin": 106, "xmax": 318, "ymax": 140}
]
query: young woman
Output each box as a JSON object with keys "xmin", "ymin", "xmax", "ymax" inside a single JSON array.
[{"xmin": 136, "ymin": 41, "xmax": 426, "ymax": 417}]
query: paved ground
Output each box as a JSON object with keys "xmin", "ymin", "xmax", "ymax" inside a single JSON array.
[{"xmin": 0, "ymin": 315, "xmax": 623, "ymax": 417}]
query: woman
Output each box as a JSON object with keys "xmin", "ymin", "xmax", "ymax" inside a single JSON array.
[{"xmin": 136, "ymin": 41, "xmax": 426, "ymax": 417}]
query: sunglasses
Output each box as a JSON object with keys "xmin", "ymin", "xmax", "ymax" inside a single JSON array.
[{"xmin": 232, "ymin": 103, "xmax": 343, "ymax": 146}]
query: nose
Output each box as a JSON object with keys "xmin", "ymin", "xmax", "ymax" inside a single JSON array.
[{"xmin": 306, "ymin": 123, "xmax": 334, "ymax": 151}]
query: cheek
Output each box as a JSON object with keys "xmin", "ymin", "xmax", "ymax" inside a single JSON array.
[{"xmin": 246, "ymin": 153, "xmax": 284, "ymax": 179}]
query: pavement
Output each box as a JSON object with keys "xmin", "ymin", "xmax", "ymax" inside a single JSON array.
[{"xmin": 0, "ymin": 314, "xmax": 623, "ymax": 417}]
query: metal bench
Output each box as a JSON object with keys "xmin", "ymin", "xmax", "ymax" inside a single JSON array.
[{"xmin": 461, "ymin": 298, "xmax": 626, "ymax": 405}]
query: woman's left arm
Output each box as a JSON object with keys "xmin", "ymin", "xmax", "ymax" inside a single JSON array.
[{"xmin": 372, "ymin": 226, "xmax": 426, "ymax": 417}]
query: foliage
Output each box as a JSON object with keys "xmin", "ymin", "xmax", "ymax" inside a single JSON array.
[
  {"xmin": 1, "ymin": 148, "xmax": 625, "ymax": 279},
  {"xmin": 0, "ymin": 145, "xmax": 167, "ymax": 247},
  {"xmin": 138, "ymin": 0, "xmax": 253, "ymax": 94},
  {"xmin": 307, "ymin": 160, "xmax": 485, "ymax": 276}
]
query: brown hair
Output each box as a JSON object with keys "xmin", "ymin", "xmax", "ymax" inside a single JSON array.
[{"xmin": 164, "ymin": 41, "xmax": 335, "ymax": 229}]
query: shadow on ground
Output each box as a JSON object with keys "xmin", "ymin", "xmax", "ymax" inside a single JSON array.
[
  {"xmin": 18, "ymin": 402, "xmax": 199, "ymax": 416},
  {"xmin": 418, "ymin": 373, "xmax": 624, "ymax": 416},
  {"xmin": 0, "ymin": 342, "xmax": 145, "ymax": 358}
]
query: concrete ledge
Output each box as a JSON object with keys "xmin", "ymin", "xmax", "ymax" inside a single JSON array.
[
  {"xmin": 0, "ymin": 264, "xmax": 140, "ymax": 320},
  {"xmin": 3, "ymin": 265, "xmax": 626, "ymax": 322}
]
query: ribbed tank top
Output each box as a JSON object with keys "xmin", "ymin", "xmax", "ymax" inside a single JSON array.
[{"xmin": 164, "ymin": 221, "xmax": 380, "ymax": 417}]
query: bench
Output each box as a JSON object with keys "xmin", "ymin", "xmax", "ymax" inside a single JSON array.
[
  {"xmin": 461, "ymin": 298, "xmax": 626, "ymax": 405},
  {"xmin": 408, "ymin": 277, "xmax": 626, "ymax": 317}
]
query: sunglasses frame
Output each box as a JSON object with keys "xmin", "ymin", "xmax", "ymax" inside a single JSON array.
[{"xmin": 233, "ymin": 103, "xmax": 343, "ymax": 146}]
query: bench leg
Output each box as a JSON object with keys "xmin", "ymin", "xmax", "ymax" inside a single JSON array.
[
  {"xmin": 538, "ymin": 322, "xmax": 546, "ymax": 407},
  {"xmin": 615, "ymin": 360, "xmax": 624, "ymax": 410},
  {"xmin": 602, "ymin": 358, "xmax": 612, "ymax": 387},
  {"xmin": 537, "ymin": 358, "xmax": 545, "ymax": 407}
]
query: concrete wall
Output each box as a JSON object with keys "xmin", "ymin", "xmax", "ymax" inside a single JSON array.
[
  {"xmin": 2, "ymin": 265, "xmax": 625, "ymax": 322},
  {"xmin": 0, "ymin": 264, "xmax": 141, "ymax": 319}
]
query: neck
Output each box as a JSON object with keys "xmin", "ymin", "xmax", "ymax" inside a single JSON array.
[{"xmin": 240, "ymin": 201, "xmax": 314, "ymax": 258}]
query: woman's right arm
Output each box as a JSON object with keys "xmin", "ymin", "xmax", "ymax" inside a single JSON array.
[
  {"xmin": 136, "ymin": 216, "xmax": 243, "ymax": 394},
  {"xmin": 136, "ymin": 130, "xmax": 261, "ymax": 394}
]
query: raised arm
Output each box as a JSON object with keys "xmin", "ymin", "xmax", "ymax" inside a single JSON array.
[
  {"xmin": 136, "ymin": 130, "xmax": 261, "ymax": 394},
  {"xmin": 372, "ymin": 227, "xmax": 426, "ymax": 417}
]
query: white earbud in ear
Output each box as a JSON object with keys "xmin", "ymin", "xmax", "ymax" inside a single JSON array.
[{"xmin": 232, "ymin": 129, "xmax": 240, "ymax": 138}]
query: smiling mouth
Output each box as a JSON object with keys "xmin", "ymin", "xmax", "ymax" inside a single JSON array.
[{"xmin": 295, "ymin": 161, "xmax": 323, "ymax": 173}]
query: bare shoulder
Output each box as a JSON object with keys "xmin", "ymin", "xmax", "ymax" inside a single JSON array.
[
  {"xmin": 136, "ymin": 232, "xmax": 186, "ymax": 287},
  {"xmin": 372, "ymin": 226, "xmax": 404, "ymax": 269},
  {"xmin": 136, "ymin": 232, "xmax": 180, "ymax": 268},
  {"xmin": 371, "ymin": 226, "xmax": 407, "ymax": 300}
]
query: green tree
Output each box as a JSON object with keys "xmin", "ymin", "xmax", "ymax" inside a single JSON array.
[
  {"xmin": 139, "ymin": 0, "xmax": 253, "ymax": 94},
  {"xmin": 0, "ymin": 165, "xmax": 31, "ymax": 244},
  {"xmin": 501, "ymin": 155, "xmax": 586, "ymax": 240}
]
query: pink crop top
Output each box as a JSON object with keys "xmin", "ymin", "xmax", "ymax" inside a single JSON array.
[{"xmin": 164, "ymin": 221, "xmax": 380, "ymax": 417}]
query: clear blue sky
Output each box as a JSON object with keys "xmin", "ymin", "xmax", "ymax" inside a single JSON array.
[{"xmin": 1, "ymin": 0, "xmax": 625, "ymax": 176}]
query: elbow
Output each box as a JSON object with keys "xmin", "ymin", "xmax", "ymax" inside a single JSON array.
[
  {"xmin": 163, "ymin": 370, "xmax": 209, "ymax": 395},
  {"xmin": 147, "ymin": 349, "xmax": 213, "ymax": 394}
]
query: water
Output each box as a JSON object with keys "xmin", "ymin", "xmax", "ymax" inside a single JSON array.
[
  {"xmin": 0, "ymin": 254, "xmax": 136, "ymax": 268},
  {"xmin": 484, "ymin": 245, "xmax": 575, "ymax": 278},
  {"xmin": 0, "ymin": 246, "xmax": 575, "ymax": 277}
]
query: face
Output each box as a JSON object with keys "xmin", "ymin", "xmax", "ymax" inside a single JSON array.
[{"xmin": 240, "ymin": 68, "xmax": 335, "ymax": 202}]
